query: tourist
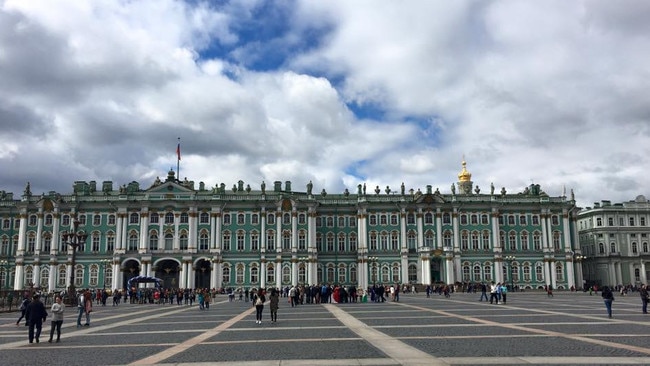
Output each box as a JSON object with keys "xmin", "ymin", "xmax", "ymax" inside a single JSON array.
[
  {"xmin": 16, "ymin": 296, "xmax": 31, "ymax": 326},
  {"xmin": 48, "ymin": 295, "xmax": 64, "ymax": 343},
  {"xmin": 639, "ymin": 284, "xmax": 648, "ymax": 314},
  {"xmin": 601, "ymin": 286, "xmax": 615, "ymax": 318},
  {"xmin": 253, "ymin": 289, "xmax": 266, "ymax": 324},
  {"xmin": 25, "ymin": 294, "xmax": 48, "ymax": 344},
  {"xmin": 269, "ymin": 288, "xmax": 279, "ymax": 323}
]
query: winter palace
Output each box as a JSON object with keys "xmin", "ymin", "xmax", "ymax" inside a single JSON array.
[{"xmin": 0, "ymin": 161, "xmax": 586, "ymax": 293}]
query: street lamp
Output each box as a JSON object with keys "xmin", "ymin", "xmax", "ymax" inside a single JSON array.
[
  {"xmin": 504, "ymin": 255, "xmax": 516, "ymax": 291},
  {"xmin": 101, "ymin": 259, "xmax": 111, "ymax": 290},
  {"xmin": 0, "ymin": 259, "xmax": 7, "ymax": 288},
  {"xmin": 61, "ymin": 219, "xmax": 88, "ymax": 306},
  {"xmin": 368, "ymin": 256, "xmax": 379, "ymax": 287}
]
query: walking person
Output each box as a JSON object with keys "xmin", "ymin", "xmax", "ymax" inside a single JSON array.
[
  {"xmin": 253, "ymin": 289, "xmax": 266, "ymax": 324},
  {"xmin": 500, "ymin": 283, "xmax": 508, "ymax": 304},
  {"xmin": 478, "ymin": 283, "xmax": 488, "ymax": 302},
  {"xmin": 602, "ymin": 286, "xmax": 615, "ymax": 318},
  {"xmin": 639, "ymin": 284, "xmax": 649, "ymax": 314},
  {"xmin": 25, "ymin": 294, "xmax": 48, "ymax": 344},
  {"xmin": 16, "ymin": 296, "xmax": 31, "ymax": 326},
  {"xmin": 269, "ymin": 288, "xmax": 279, "ymax": 323},
  {"xmin": 489, "ymin": 282, "xmax": 498, "ymax": 304},
  {"xmin": 48, "ymin": 295, "xmax": 64, "ymax": 343}
]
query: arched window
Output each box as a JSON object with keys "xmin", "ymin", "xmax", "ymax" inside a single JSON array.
[
  {"xmin": 179, "ymin": 233, "xmax": 188, "ymax": 250},
  {"xmin": 462, "ymin": 264, "xmax": 471, "ymax": 281},
  {"xmin": 165, "ymin": 212, "xmax": 174, "ymax": 224},
  {"xmin": 128, "ymin": 233, "xmax": 138, "ymax": 251},
  {"xmin": 164, "ymin": 233, "xmax": 173, "ymax": 250},
  {"xmin": 40, "ymin": 267, "xmax": 49, "ymax": 288},
  {"xmin": 535, "ymin": 263, "xmax": 544, "ymax": 282},
  {"xmin": 236, "ymin": 263, "xmax": 245, "ymax": 284},
  {"xmin": 199, "ymin": 232, "xmax": 209, "ymax": 251},
  {"xmin": 282, "ymin": 265, "xmax": 291, "ymax": 284},
  {"xmin": 57, "ymin": 265, "xmax": 67, "ymax": 287},
  {"xmin": 180, "ymin": 212, "xmax": 189, "ymax": 224},
  {"xmin": 89, "ymin": 264, "xmax": 99, "ymax": 287},
  {"xmin": 339, "ymin": 263, "xmax": 347, "ymax": 284},
  {"xmin": 473, "ymin": 265, "xmax": 481, "ymax": 282},
  {"xmin": 247, "ymin": 264, "xmax": 254, "ymax": 283},
  {"xmin": 222, "ymin": 264, "xmax": 231, "ymax": 285},
  {"xmin": 149, "ymin": 232, "xmax": 158, "ymax": 251},
  {"xmin": 74, "ymin": 264, "xmax": 84, "ymax": 287},
  {"xmin": 350, "ymin": 264, "xmax": 358, "ymax": 283},
  {"xmin": 129, "ymin": 213, "xmax": 139, "ymax": 224},
  {"xmin": 391, "ymin": 263, "xmax": 400, "ymax": 283},
  {"xmin": 266, "ymin": 264, "xmax": 275, "ymax": 284},
  {"xmin": 484, "ymin": 262, "xmax": 492, "ymax": 281},
  {"xmin": 555, "ymin": 262, "xmax": 564, "ymax": 281}
]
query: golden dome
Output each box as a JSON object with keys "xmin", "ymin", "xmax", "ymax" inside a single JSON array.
[{"xmin": 458, "ymin": 159, "xmax": 472, "ymax": 182}]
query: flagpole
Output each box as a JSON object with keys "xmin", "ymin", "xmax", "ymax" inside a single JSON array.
[{"xmin": 176, "ymin": 137, "xmax": 181, "ymax": 182}]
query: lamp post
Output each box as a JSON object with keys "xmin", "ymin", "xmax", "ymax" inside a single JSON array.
[
  {"xmin": 0, "ymin": 259, "xmax": 7, "ymax": 291},
  {"xmin": 369, "ymin": 256, "xmax": 379, "ymax": 287},
  {"xmin": 61, "ymin": 219, "xmax": 88, "ymax": 306},
  {"xmin": 101, "ymin": 259, "xmax": 111, "ymax": 290},
  {"xmin": 504, "ymin": 255, "xmax": 516, "ymax": 291}
]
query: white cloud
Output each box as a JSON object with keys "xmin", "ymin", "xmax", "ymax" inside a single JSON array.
[{"xmin": 0, "ymin": 1, "xmax": 648, "ymax": 209}]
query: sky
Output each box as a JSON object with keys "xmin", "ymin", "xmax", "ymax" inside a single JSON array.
[{"xmin": 1, "ymin": 0, "xmax": 649, "ymax": 209}]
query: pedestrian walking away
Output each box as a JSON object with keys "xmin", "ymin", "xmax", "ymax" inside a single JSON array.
[
  {"xmin": 601, "ymin": 286, "xmax": 615, "ymax": 318},
  {"xmin": 639, "ymin": 284, "xmax": 649, "ymax": 314},
  {"xmin": 48, "ymin": 295, "xmax": 64, "ymax": 343},
  {"xmin": 25, "ymin": 294, "xmax": 48, "ymax": 344},
  {"xmin": 16, "ymin": 296, "xmax": 31, "ymax": 326},
  {"xmin": 269, "ymin": 288, "xmax": 279, "ymax": 323}
]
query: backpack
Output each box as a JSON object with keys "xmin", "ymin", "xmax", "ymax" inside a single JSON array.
[{"xmin": 255, "ymin": 295, "xmax": 263, "ymax": 306}]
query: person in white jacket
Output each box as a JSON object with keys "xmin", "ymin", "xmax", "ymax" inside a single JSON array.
[{"xmin": 48, "ymin": 295, "xmax": 64, "ymax": 343}]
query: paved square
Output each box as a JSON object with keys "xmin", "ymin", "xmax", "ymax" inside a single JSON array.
[{"xmin": 1, "ymin": 291, "xmax": 649, "ymax": 365}]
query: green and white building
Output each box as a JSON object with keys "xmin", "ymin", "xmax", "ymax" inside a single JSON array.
[
  {"xmin": 0, "ymin": 161, "xmax": 582, "ymax": 292},
  {"xmin": 577, "ymin": 195, "xmax": 650, "ymax": 287}
]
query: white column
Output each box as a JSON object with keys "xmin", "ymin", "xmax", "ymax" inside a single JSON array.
[
  {"xmin": 35, "ymin": 211, "xmax": 43, "ymax": 255},
  {"xmin": 188, "ymin": 208, "xmax": 197, "ymax": 252},
  {"xmin": 566, "ymin": 259, "xmax": 576, "ymax": 289},
  {"xmin": 615, "ymin": 261, "xmax": 623, "ymax": 286},
  {"xmin": 416, "ymin": 210, "xmax": 424, "ymax": 249},
  {"xmin": 32, "ymin": 263, "xmax": 40, "ymax": 288},
  {"xmin": 173, "ymin": 213, "xmax": 180, "ymax": 250},
  {"xmin": 550, "ymin": 260, "xmax": 557, "ymax": 288},
  {"xmin": 260, "ymin": 261, "xmax": 266, "ymax": 289},
  {"xmin": 544, "ymin": 261, "xmax": 551, "ymax": 287},
  {"xmin": 210, "ymin": 213, "xmax": 217, "ymax": 250},
  {"xmin": 641, "ymin": 261, "xmax": 647, "ymax": 285},
  {"xmin": 276, "ymin": 261, "xmax": 282, "ymax": 289},
  {"xmin": 179, "ymin": 262, "xmax": 187, "ymax": 288},
  {"xmin": 139, "ymin": 209, "xmax": 149, "ymax": 252},
  {"xmin": 48, "ymin": 264, "xmax": 56, "ymax": 292},
  {"xmin": 210, "ymin": 260, "xmax": 218, "ymax": 288},
  {"xmin": 436, "ymin": 210, "xmax": 442, "ymax": 250},
  {"xmin": 292, "ymin": 211, "xmax": 298, "ymax": 250},
  {"xmin": 51, "ymin": 212, "xmax": 60, "ymax": 255},
  {"xmin": 188, "ymin": 263, "xmax": 196, "ymax": 289},
  {"xmin": 445, "ymin": 256, "xmax": 454, "ymax": 285}
]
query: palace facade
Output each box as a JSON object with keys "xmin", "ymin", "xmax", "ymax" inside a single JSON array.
[
  {"xmin": 0, "ymin": 161, "xmax": 582, "ymax": 292},
  {"xmin": 577, "ymin": 195, "xmax": 650, "ymax": 287}
]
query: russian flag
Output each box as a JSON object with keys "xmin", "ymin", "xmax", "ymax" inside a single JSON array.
[{"xmin": 176, "ymin": 142, "xmax": 181, "ymax": 161}]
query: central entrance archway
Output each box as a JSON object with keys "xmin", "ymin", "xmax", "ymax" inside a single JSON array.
[
  {"xmin": 155, "ymin": 259, "xmax": 181, "ymax": 289},
  {"xmin": 195, "ymin": 259, "xmax": 212, "ymax": 289}
]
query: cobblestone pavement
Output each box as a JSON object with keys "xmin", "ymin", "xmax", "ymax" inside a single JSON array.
[{"xmin": 1, "ymin": 291, "xmax": 649, "ymax": 365}]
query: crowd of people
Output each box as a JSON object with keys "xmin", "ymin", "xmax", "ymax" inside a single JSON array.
[{"xmin": 13, "ymin": 280, "xmax": 650, "ymax": 343}]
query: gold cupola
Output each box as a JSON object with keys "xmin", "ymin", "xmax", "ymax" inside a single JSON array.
[{"xmin": 457, "ymin": 159, "xmax": 472, "ymax": 182}]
